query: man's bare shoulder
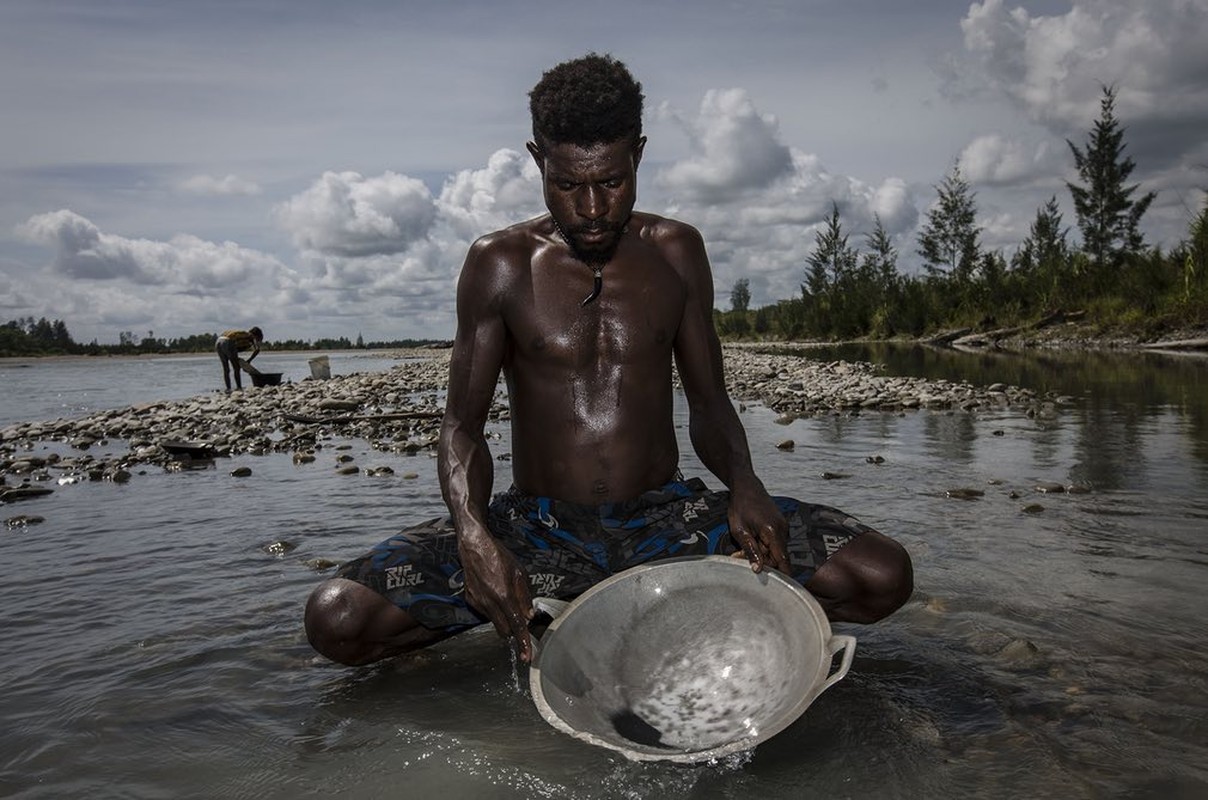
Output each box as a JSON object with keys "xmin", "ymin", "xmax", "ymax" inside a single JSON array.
[
  {"xmin": 630, "ymin": 212, "xmax": 711, "ymax": 281},
  {"xmin": 630, "ymin": 212, "xmax": 702, "ymax": 248},
  {"xmin": 467, "ymin": 217, "xmax": 550, "ymax": 265},
  {"xmin": 457, "ymin": 218, "xmax": 551, "ymax": 307}
]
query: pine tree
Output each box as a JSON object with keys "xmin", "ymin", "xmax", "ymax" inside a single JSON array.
[
  {"xmin": 862, "ymin": 215, "xmax": 899, "ymax": 288},
  {"xmin": 1014, "ymin": 196, "xmax": 1069, "ymax": 276},
  {"xmin": 804, "ymin": 202, "xmax": 856, "ymax": 296},
  {"xmin": 917, "ymin": 164, "xmax": 981, "ymax": 281},
  {"xmin": 1066, "ymin": 85, "xmax": 1156, "ymax": 269}
]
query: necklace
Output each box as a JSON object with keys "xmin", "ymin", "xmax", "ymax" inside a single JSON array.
[{"xmin": 553, "ymin": 221, "xmax": 604, "ymax": 306}]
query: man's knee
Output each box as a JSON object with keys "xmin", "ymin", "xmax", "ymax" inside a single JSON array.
[
  {"xmin": 856, "ymin": 533, "xmax": 913, "ymax": 620},
  {"xmin": 304, "ymin": 578, "xmax": 387, "ymax": 666},
  {"xmin": 808, "ymin": 531, "xmax": 913, "ymax": 624}
]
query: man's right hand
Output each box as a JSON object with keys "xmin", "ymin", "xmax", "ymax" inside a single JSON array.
[{"xmin": 458, "ymin": 529, "xmax": 536, "ymax": 661}]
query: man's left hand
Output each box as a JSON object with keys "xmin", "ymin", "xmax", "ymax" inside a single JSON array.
[{"xmin": 727, "ymin": 487, "xmax": 790, "ymax": 574}]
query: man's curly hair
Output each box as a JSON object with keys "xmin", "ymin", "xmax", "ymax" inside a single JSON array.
[{"xmin": 529, "ymin": 53, "xmax": 644, "ymax": 150}]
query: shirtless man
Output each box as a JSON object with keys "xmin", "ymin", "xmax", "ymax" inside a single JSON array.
[{"xmin": 305, "ymin": 53, "xmax": 912, "ymax": 666}]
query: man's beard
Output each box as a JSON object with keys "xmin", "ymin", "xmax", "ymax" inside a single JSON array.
[{"xmin": 559, "ymin": 221, "xmax": 626, "ymax": 267}]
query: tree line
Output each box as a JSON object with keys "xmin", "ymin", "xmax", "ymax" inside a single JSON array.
[
  {"xmin": 717, "ymin": 86, "xmax": 1208, "ymax": 342},
  {"xmin": 0, "ymin": 321, "xmax": 446, "ymax": 358}
]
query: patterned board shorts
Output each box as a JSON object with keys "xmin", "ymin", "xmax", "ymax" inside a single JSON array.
[{"xmin": 334, "ymin": 477, "xmax": 875, "ymax": 631}]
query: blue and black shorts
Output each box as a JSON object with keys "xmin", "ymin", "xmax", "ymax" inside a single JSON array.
[{"xmin": 333, "ymin": 477, "xmax": 873, "ymax": 631}]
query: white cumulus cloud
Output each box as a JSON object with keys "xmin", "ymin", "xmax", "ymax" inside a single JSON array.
[
  {"xmin": 17, "ymin": 209, "xmax": 293, "ymax": 290},
  {"xmin": 958, "ymin": 134, "xmax": 1055, "ymax": 185},
  {"xmin": 656, "ymin": 89, "xmax": 794, "ymax": 203},
  {"xmin": 958, "ymin": 0, "xmax": 1208, "ymax": 152},
  {"xmin": 276, "ymin": 171, "xmax": 438, "ymax": 257},
  {"xmin": 650, "ymin": 93, "xmax": 919, "ymax": 304},
  {"xmin": 436, "ymin": 148, "xmax": 544, "ymax": 241}
]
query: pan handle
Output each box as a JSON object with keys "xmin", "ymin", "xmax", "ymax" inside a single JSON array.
[
  {"xmin": 526, "ymin": 597, "xmax": 571, "ymax": 662},
  {"xmin": 532, "ymin": 597, "xmax": 570, "ymax": 619},
  {"xmin": 819, "ymin": 634, "xmax": 857, "ymax": 693}
]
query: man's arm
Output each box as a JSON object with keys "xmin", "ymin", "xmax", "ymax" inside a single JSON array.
[
  {"xmin": 437, "ymin": 237, "xmax": 537, "ymax": 659},
  {"xmin": 667, "ymin": 224, "xmax": 790, "ymax": 573}
]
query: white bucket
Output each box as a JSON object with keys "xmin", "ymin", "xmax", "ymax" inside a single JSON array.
[
  {"xmin": 529, "ymin": 555, "xmax": 856, "ymax": 763},
  {"xmin": 308, "ymin": 356, "xmax": 331, "ymax": 380}
]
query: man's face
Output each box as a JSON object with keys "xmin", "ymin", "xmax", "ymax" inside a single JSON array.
[{"xmin": 528, "ymin": 137, "xmax": 645, "ymax": 266}]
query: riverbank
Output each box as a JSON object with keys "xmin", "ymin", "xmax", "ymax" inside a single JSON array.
[{"xmin": 0, "ymin": 344, "xmax": 1078, "ymax": 502}]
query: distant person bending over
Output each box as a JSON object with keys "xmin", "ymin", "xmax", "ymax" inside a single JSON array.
[
  {"xmin": 215, "ymin": 326, "xmax": 263, "ymax": 392},
  {"xmin": 305, "ymin": 53, "xmax": 913, "ymax": 666}
]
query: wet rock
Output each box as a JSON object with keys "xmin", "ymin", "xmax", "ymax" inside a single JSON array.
[
  {"xmin": 1034, "ymin": 482, "xmax": 1067, "ymax": 494},
  {"xmin": 303, "ymin": 557, "xmax": 340, "ymax": 571},
  {"xmin": 366, "ymin": 466, "xmax": 395, "ymax": 476},
  {"xmin": 231, "ymin": 466, "xmax": 253, "ymax": 478},
  {"xmin": 968, "ymin": 631, "xmax": 1013, "ymax": 654},
  {"xmin": 110, "ymin": 469, "xmax": 133, "ymax": 483},
  {"xmin": 924, "ymin": 597, "xmax": 948, "ymax": 614},
  {"xmin": 335, "ymin": 454, "xmax": 355, "ymax": 463},
  {"xmin": 866, "ymin": 455, "xmax": 885, "ymax": 464},
  {"xmin": 1022, "ymin": 503, "xmax": 1045, "ymax": 513},
  {"xmin": 402, "ymin": 472, "xmax": 419, "ymax": 480},
  {"xmin": 292, "ymin": 452, "xmax": 316, "ymax": 464},
  {"xmin": 5, "ymin": 514, "xmax": 46, "ymax": 528},
  {"xmin": 946, "ymin": 487, "xmax": 985, "ymax": 500},
  {"xmin": 0, "ymin": 485, "xmax": 54, "ymax": 502},
  {"xmin": 820, "ymin": 471, "xmax": 850, "ymax": 480},
  {"xmin": 997, "ymin": 638, "xmax": 1043, "ymax": 667},
  {"xmin": 336, "ymin": 465, "xmax": 360, "ymax": 475},
  {"xmin": 262, "ymin": 540, "xmax": 297, "ymax": 556},
  {"xmin": 776, "ymin": 439, "xmax": 795, "ymax": 450}
]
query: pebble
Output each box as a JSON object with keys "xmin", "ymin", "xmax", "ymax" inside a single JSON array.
[
  {"xmin": 0, "ymin": 349, "xmax": 450, "ymax": 493},
  {"xmin": 5, "ymin": 514, "xmax": 46, "ymax": 528},
  {"xmin": 997, "ymin": 638, "xmax": 1043, "ymax": 667},
  {"xmin": 261, "ymin": 540, "xmax": 297, "ymax": 556},
  {"xmin": 231, "ymin": 467, "xmax": 253, "ymax": 478},
  {"xmin": 1, "ymin": 344, "xmax": 1076, "ymax": 500},
  {"xmin": 946, "ymin": 488, "xmax": 985, "ymax": 499},
  {"xmin": 719, "ymin": 343, "xmax": 1060, "ymax": 418}
]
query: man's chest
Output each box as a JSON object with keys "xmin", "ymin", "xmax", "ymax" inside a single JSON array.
[{"xmin": 504, "ymin": 265, "xmax": 685, "ymax": 368}]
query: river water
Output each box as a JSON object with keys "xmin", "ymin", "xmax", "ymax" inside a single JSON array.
[{"xmin": 1, "ymin": 347, "xmax": 1205, "ymax": 799}]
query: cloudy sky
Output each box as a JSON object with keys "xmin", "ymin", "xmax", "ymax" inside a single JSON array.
[{"xmin": 2, "ymin": 0, "xmax": 1206, "ymax": 344}]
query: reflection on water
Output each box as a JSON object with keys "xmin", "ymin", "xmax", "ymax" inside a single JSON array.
[
  {"xmin": 0, "ymin": 347, "xmax": 1205, "ymax": 798},
  {"xmin": 762, "ymin": 342, "xmax": 1208, "ymax": 481}
]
